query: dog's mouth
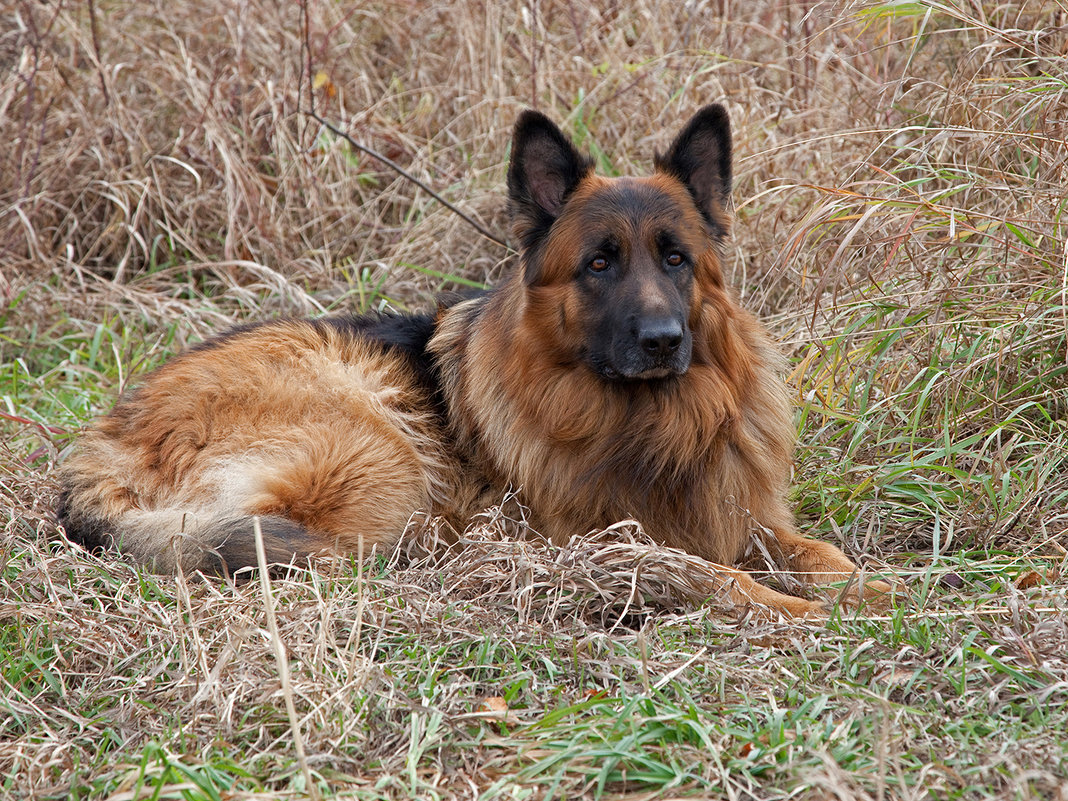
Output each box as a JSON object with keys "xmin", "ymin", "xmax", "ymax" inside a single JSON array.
[
  {"xmin": 589, "ymin": 356, "xmax": 686, "ymax": 383},
  {"xmin": 627, "ymin": 365, "xmax": 676, "ymax": 380}
]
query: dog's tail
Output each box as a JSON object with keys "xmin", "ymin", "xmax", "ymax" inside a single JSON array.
[{"xmin": 57, "ymin": 491, "xmax": 323, "ymax": 575}]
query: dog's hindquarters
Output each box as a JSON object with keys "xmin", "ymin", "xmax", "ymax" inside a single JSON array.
[{"xmin": 58, "ymin": 318, "xmax": 456, "ymax": 574}]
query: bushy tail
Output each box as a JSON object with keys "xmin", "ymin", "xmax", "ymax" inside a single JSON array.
[{"xmin": 57, "ymin": 490, "xmax": 319, "ymax": 575}]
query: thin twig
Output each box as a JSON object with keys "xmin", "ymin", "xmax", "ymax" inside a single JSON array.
[
  {"xmin": 86, "ymin": 0, "xmax": 110, "ymax": 106},
  {"xmin": 0, "ymin": 410, "xmax": 67, "ymax": 436},
  {"xmin": 298, "ymin": 3, "xmax": 506, "ymax": 250},
  {"xmin": 299, "ymin": 0, "xmax": 312, "ymax": 144},
  {"xmin": 304, "ymin": 109, "xmax": 510, "ymax": 250}
]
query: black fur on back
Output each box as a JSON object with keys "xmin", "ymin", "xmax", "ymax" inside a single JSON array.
[
  {"xmin": 312, "ymin": 310, "xmax": 440, "ymax": 393},
  {"xmin": 188, "ymin": 293, "xmax": 486, "ymax": 409}
]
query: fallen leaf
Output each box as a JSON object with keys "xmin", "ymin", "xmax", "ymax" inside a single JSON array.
[
  {"xmin": 477, "ymin": 696, "xmax": 508, "ymax": 718},
  {"xmin": 1015, "ymin": 569, "xmax": 1056, "ymax": 590},
  {"xmin": 313, "ymin": 70, "xmax": 337, "ymax": 98}
]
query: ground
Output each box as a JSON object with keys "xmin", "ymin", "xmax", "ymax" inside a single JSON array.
[{"xmin": 1, "ymin": 1, "xmax": 1067, "ymax": 798}]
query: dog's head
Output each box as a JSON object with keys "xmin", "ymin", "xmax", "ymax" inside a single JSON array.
[{"xmin": 507, "ymin": 106, "xmax": 732, "ymax": 382}]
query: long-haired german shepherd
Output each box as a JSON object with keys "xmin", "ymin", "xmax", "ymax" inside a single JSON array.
[{"xmin": 58, "ymin": 106, "xmax": 890, "ymax": 617}]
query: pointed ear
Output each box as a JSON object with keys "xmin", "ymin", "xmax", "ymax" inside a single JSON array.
[
  {"xmin": 507, "ymin": 110, "xmax": 593, "ymax": 250},
  {"xmin": 655, "ymin": 104, "xmax": 732, "ymax": 237}
]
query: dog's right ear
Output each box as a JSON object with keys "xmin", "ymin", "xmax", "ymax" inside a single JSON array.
[{"xmin": 507, "ymin": 111, "xmax": 593, "ymax": 252}]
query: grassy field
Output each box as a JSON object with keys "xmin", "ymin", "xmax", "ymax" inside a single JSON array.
[{"xmin": 2, "ymin": 0, "xmax": 1067, "ymax": 798}]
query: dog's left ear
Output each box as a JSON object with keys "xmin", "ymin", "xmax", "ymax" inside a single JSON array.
[
  {"xmin": 508, "ymin": 111, "xmax": 593, "ymax": 252},
  {"xmin": 655, "ymin": 105, "xmax": 732, "ymax": 237}
]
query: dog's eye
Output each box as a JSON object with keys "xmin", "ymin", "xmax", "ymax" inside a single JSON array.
[
  {"xmin": 665, "ymin": 251, "xmax": 686, "ymax": 268},
  {"xmin": 588, "ymin": 257, "xmax": 610, "ymax": 273}
]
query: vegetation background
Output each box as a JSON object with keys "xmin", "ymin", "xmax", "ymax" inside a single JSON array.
[{"xmin": 1, "ymin": 0, "xmax": 1066, "ymax": 798}]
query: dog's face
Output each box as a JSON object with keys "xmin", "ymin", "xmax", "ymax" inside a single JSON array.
[{"xmin": 507, "ymin": 106, "xmax": 733, "ymax": 382}]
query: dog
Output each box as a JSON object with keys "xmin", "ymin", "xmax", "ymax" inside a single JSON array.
[{"xmin": 57, "ymin": 105, "xmax": 890, "ymax": 617}]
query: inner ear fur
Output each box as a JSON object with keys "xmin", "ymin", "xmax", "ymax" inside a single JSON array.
[
  {"xmin": 507, "ymin": 111, "xmax": 593, "ymax": 257},
  {"xmin": 654, "ymin": 104, "xmax": 733, "ymax": 237}
]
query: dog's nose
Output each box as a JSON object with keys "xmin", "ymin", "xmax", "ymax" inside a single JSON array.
[{"xmin": 637, "ymin": 318, "xmax": 684, "ymax": 356}]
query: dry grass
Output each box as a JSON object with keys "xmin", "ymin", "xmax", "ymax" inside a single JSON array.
[{"xmin": 2, "ymin": 0, "xmax": 1068, "ymax": 798}]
